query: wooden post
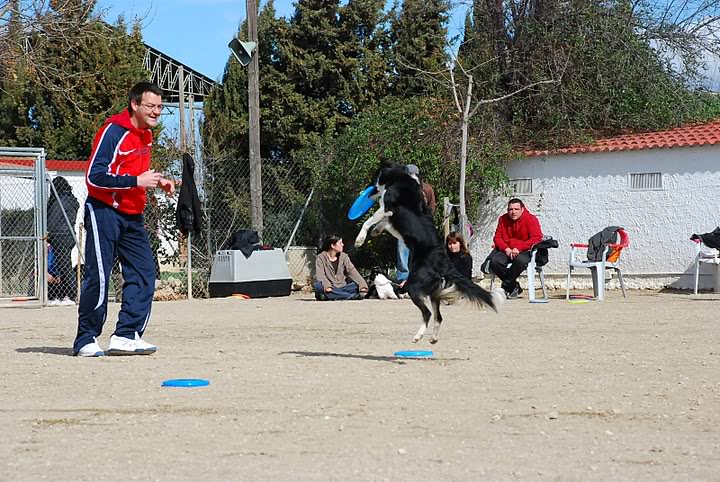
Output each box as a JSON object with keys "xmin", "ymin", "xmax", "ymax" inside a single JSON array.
[
  {"xmin": 187, "ymin": 231, "xmax": 193, "ymax": 299},
  {"xmin": 247, "ymin": 0, "xmax": 263, "ymax": 238},
  {"xmin": 443, "ymin": 197, "xmax": 451, "ymax": 238},
  {"xmin": 178, "ymin": 66, "xmax": 193, "ymax": 299}
]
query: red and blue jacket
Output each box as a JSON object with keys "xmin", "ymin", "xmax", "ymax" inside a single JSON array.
[{"xmin": 85, "ymin": 110, "xmax": 153, "ymax": 215}]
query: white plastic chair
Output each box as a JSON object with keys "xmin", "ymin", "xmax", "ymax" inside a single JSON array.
[
  {"xmin": 693, "ymin": 239, "xmax": 720, "ymax": 295},
  {"xmin": 488, "ymin": 247, "xmax": 548, "ymax": 302},
  {"xmin": 566, "ymin": 228, "xmax": 629, "ymax": 301}
]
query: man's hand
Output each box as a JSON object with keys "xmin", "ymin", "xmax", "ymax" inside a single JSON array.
[
  {"xmin": 158, "ymin": 178, "xmax": 175, "ymax": 196},
  {"xmin": 325, "ymin": 287, "xmax": 333, "ymax": 293},
  {"xmin": 504, "ymin": 247, "xmax": 513, "ymax": 258},
  {"xmin": 510, "ymin": 248, "xmax": 520, "ymax": 259},
  {"xmin": 136, "ymin": 170, "xmax": 163, "ymax": 189}
]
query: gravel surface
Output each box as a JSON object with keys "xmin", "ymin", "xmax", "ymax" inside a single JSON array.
[{"xmin": 1, "ymin": 290, "xmax": 719, "ymax": 481}]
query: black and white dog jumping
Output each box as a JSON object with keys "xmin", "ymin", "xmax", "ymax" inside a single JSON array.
[{"xmin": 354, "ymin": 165, "xmax": 504, "ymax": 344}]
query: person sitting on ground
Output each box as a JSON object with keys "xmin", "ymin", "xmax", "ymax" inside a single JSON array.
[
  {"xmin": 314, "ymin": 235, "xmax": 368, "ymax": 301},
  {"xmin": 488, "ymin": 198, "xmax": 543, "ymax": 299},
  {"xmin": 446, "ymin": 231, "xmax": 473, "ymax": 279}
]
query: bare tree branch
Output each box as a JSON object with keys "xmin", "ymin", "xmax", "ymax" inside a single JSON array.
[{"xmin": 468, "ymin": 78, "xmax": 559, "ymax": 118}]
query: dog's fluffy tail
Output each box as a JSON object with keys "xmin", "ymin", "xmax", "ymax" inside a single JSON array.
[{"xmin": 438, "ymin": 274, "xmax": 505, "ymax": 313}]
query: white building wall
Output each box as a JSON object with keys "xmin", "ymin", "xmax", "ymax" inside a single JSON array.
[{"xmin": 471, "ymin": 144, "xmax": 720, "ymax": 290}]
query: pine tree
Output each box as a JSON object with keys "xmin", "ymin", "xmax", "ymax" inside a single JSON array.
[
  {"xmin": 389, "ymin": 0, "xmax": 450, "ymax": 97},
  {"xmin": 336, "ymin": 0, "xmax": 389, "ymax": 114},
  {"xmin": 203, "ymin": 0, "xmax": 391, "ymax": 159},
  {"xmin": 202, "ymin": 0, "xmax": 295, "ymax": 159},
  {"xmin": 282, "ymin": 0, "xmax": 345, "ymax": 151}
]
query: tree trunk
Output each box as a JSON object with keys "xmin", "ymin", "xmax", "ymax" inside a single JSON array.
[{"xmin": 459, "ymin": 75, "xmax": 473, "ymax": 243}]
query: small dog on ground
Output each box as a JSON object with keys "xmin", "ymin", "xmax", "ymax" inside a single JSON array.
[{"xmin": 373, "ymin": 273, "xmax": 407, "ymax": 300}]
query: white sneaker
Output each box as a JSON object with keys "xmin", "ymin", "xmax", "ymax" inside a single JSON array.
[
  {"xmin": 107, "ymin": 333, "xmax": 157, "ymax": 356},
  {"xmin": 75, "ymin": 339, "xmax": 104, "ymax": 357},
  {"xmin": 48, "ymin": 299, "xmax": 61, "ymax": 306},
  {"xmin": 60, "ymin": 297, "xmax": 75, "ymax": 306}
]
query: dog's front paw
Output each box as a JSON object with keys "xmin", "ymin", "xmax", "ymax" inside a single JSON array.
[
  {"xmin": 412, "ymin": 335, "xmax": 422, "ymax": 343},
  {"xmin": 354, "ymin": 232, "xmax": 366, "ymax": 247},
  {"xmin": 429, "ymin": 337, "xmax": 439, "ymax": 344}
]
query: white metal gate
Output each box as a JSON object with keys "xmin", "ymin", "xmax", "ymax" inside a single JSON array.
[{"xmin": 0, "ymin": 147, "xmax": 47, "ymax": 304}]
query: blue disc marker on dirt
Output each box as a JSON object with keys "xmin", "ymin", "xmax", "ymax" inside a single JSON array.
[
  {"xmin": 348, "ymin": 185, "xmax": 377, "ymax": 220},
  {"xmin": 569, "ymin": 294, "xmax": 594, "ymax": 300},
  {"xmin": 394, "ymin": 350, "xmax": 433, "ymax": 358},
  {"xmin": 161, "ymin": 378, "xmax": 210, "ymax": 388}
]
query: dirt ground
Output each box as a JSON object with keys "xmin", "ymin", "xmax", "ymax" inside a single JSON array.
[{"xmin": 1, "ymin": 289, "xmax": 719, "ymax": 481}]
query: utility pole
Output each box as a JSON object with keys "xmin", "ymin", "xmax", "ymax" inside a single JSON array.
[{"xmin": 247, "ymin": 0, "xmax": 263, "ymax": 238}]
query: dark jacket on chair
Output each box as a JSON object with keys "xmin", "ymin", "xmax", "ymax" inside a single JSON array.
[
  {"xmin": 691, "ymin": 227, "xmax": 720, "ymax": 250},
  {"xmin": 587, "ymin": 226, "xmax": 622, "ymax": 262}
]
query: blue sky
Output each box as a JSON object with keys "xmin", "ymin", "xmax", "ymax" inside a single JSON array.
[{"xmin": 96, "ymin": 0, "xmax": 469, "ymax": 82}]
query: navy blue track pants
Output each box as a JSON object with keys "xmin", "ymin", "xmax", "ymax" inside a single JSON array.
[{"xmin": 73, "ymin": 197, "xmax": 156, "ymax": 353}]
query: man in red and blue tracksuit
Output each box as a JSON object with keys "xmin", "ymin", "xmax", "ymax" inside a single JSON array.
[{"xmin": 73, "ymin": 81, "xmax": 175, "ymax": 357}]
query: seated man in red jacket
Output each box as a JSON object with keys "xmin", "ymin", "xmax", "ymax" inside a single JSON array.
[{"xmin": 489, "ymin": 198, "xmax": 543, "ymax": 299}]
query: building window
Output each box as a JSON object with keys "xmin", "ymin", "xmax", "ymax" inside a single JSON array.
[
  {"xmin": 629, "ymin": 172, "xmax": 663, "ymax": 191},
  {"xmin": 509, "ymin": 178, "xmax": 532, "ymax": 195}
]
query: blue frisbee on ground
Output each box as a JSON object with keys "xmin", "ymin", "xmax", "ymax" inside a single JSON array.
[
  {"xmin": 348, "ymin": 185, "xmax": 377, "ymax": 220},
  {"xmin": 394, "ymin": 350, "xmax": 433, "ymax": 358},
  {"xmin": 161, "ymin": 378, "xmax": 210, "ymax": 388}
]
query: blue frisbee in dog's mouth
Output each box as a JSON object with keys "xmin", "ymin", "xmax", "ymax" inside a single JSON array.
[
  {"xmin": 348, "ymin": 185, "xmax": 377, "ymax": 220},
  {"xmin": 394, "ymin": 350, "xmax": 433, "ymax": 358}
]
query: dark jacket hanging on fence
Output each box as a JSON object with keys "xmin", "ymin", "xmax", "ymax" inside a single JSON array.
[{"xmin": 176, "ymin": 153, "xmax": 203, "ymax": 236}]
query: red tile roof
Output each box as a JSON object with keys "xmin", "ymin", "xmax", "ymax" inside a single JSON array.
[
  {"xmin": 0, "ymin": 157, "xmax": 86, "ymax": 171},
  {"xmin": 525, "ymin": 119, "xmax": 720, "ymax": 158}
]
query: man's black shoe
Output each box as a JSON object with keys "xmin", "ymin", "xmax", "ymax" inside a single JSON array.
[
  {"xmin": 507, "ymin": 285, "xmax": 523, "ymax": 300},
  {"xmin": 315, "ymin": 291, "xmax": 328, "ymax": 301}
]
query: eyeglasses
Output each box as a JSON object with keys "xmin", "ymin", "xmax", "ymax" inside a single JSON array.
[{"xmin": 140, "ymin": 103, "xmax": 163, "ymax": 113}]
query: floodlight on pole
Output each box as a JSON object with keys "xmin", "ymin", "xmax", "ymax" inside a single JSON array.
[{"xmin": 228, "ymin": 38, "xmax": 257, "ymax": 67}]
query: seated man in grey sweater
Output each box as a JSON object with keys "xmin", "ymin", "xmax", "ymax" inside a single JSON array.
[{"xmin": 314, "ymin": 234, "xmax": 368, "ymax": 300}]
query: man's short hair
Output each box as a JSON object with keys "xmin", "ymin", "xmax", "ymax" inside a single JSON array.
[
  {"xmin": 508, "ymin": 198, "xmax": 525, "ymax": 208},
  {"xmin": 128, "ymin": 81, "xmax": 163, "ymax": 114}
]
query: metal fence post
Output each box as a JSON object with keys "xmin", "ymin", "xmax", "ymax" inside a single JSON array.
[{"xmin": 187, "ymin": 232, "xmax": 193, "ymax": 299}]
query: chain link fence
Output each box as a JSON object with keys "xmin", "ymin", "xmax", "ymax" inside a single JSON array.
[
  {"xmin": 2, "ymin": 147, "xmax": 400, "ymax": 303},
  {"xmin": 0, "ymin": 148, "xmax": 47, "ymax": 304},
  {"xmin": 182, "ymin": 155, "xmax": 317, "ymax": 298}
]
